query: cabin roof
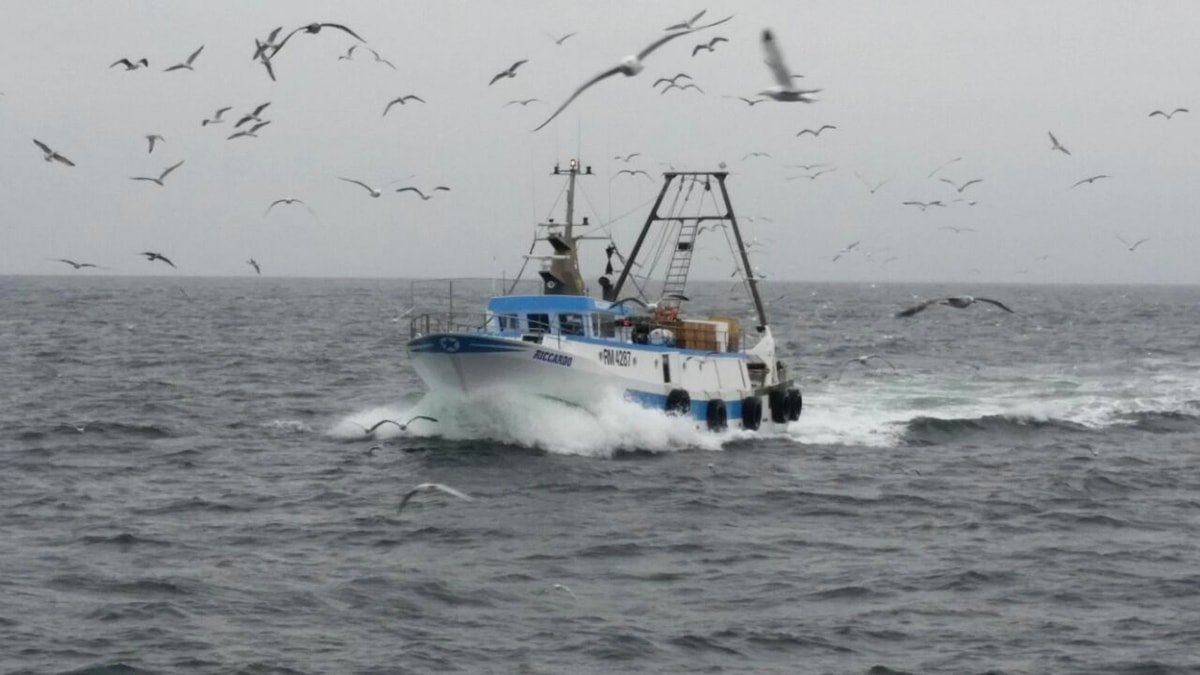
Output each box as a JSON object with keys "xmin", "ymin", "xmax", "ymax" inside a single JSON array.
[{"xmin": 487, "ymin": 294, "xmax": 619, "ymax": 314}]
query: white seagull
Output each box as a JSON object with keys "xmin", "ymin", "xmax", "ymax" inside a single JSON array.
[
  {"xmin": 130, "ymin": 160, "xmax": 184, "ymax": 186},
  {"xmin": 227, "ymin": 121, "xmax": 270, "ymax": 140},
  {"xmin": 33, "ymin": 139, "xmax": 75, "ymax": 166},
  {"xmin": 111, "ymin": 57, "xmax": 149, "ymax": 70},
  {"xmin": 264, "ymin": 198, "xmax": 314, "ymax": 217},
  {"xmin": 1116, "ymin": 235, "xmax": 1150, "ymax": 252},
  {"xmin": 1149, "ymin": 108, "xmax": 1188, "ymax": 120},
  {"xmin": 145, "ymin": 134, "xmax": 164, "ymax": 153},
  {"xmin": 382, "ymin": 95, "xmax": 425, "ymax": 116},
  {"xmin": 397, "ymin": 483, "xmax": 473, "ymax": 514},
  {"xmin": 796, "ymin": 124, "xmax": 836, "ymax": 137},
  {"xmin": 939, "ymin": 177, "xmax": 982, "ymax": 193},
  {"xmin": 533, "ymin": 14, "xmax": 733, "ymax": 132},
  {"xmin": 202, "ymin": 106, "xmax": 233, "ymax": 126},
  {"xmin": 1048, "ymin": 131, "xmax": 1070, "ymax": 155},
  {"xmin": 164, "ymin": 45, "xmax": 204, "ymax": 72},
  {"xmin": 895, "ymin": 295, "xmax": 1014, "ymax": 318},
  {"xmin": 363, "ymin": 416, "xmax": 439, "ymax": 434},
  {"xmin": 247, "ymin": 258, "xmax": 261, "ymax": 275},
  {"xmin": 758, "ymin": 29, "xmax": 821, "ymax": 102},
  {"xmin": 665, "ymin": 10, "xmax": 707, "ymax": 31},
  {"xmin": 837, "ymin": 354, "xmax": 897, "ymax": 378},
  {"xmin": 340, "ymin": 177, "xmax": 383, "ymax": 197},
  {"xmin": 395, "ymin": 186, "xmax": 450, "ymax": 200},
  {"xmin": 489, "ymin": 59, "xmax": 528, "ymax": 86},
  {"xmin": 1069, "ymin": 174, "xmax": 1109, "ymax": 189},
  {"xmin": 831, "ymin": 240, "xmax": 860, "ymax": 262}
]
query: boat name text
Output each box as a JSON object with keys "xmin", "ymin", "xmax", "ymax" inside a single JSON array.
[{"xmin": 533, "ymin": 349, "xmax": 573, "ymax": 367}]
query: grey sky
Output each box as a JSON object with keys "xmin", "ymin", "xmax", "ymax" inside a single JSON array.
[{"xmin": 2, "ymin": 1, "xmax": 1198, "ymax": 284}]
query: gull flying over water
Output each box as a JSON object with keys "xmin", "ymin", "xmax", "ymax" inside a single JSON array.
[
  {"xmin": 164, "ymin": 45, "xmax": 204, "ymax": 72},
  {"xmin": 1069, "ymin": 174, "xmax": 1109, "ymax": 189},
  {"xmin": 692, "ymin": 36, "xmax": 728, "ymax": 56},
  {"xmin": 235, "ymin": 102, "xmax": 272, "ymax": 127},
  {"xmin": 796, "ymin": 125, "xmax": 836, "ymax": 137},
  {"xmin": 145, "ymin": 134, "xmax": 164, "ymax": 153},
  {"xmin": 1149, "ymin": 108, "xmax": 1188, "ymax": 119},
  {"xmin": 247, "ymin": 258, "xmax": 261, "ymax": 275},
  {"xmin": 505, "ymin": 98, "xmax": 542, "ymax": 107},
  {"xmin": 53, "ymin": 258, "xmax": 98, "ymax": 270},
  {"xmin": 202, "ymin": 106, "xmax": 232, "ymax": 126},
  {"xmin": 489, "ymin": 59, "xmax": 528, "ymax": 86},
  {"xmin": 1048, "ymin": 131, "xmax": 1070, "ymax": 155},
  {"xmin": 33, "ymin": 139, "xmax": 75, "ymax": 166},
  {"xmin": 533, "ymin": 14, "xmax": 733, "ymax": 132},
  {"xmin": 383, "ymin": 95, "xmax": 425, "ymax": 116},
  {"xmin": 837, "ymin": 354, "xmax": 896, "ymax": 378},
  {"xmin": 363, "ymin": 416, "xmax": 439, "ymax": 435},
  {"xmin": 340, "ymin": 178, "xmax": 383, "ymax": 198},
  {"xmin": 1116, "ymin": 235, "xmax": 1150, "ymax": 251},
  {"xmin": 831, "ymin": 240, "xmax": 860, "ymax": 262},
  {"xmin": 264, "ymin": 198, "xmax": 314, "ymax": 217},
  {"xmin": 895, "ymin": 295, "xmax": 1014, "ymax": 318},
  {"xmin": 111, "ymin": 57, "xmax": 149, "ymax": 70},
  {"xmin": 758, "ymin": 29, "xmax": 821, "ymax": 102},
  {"xmin": 395, "ymin": 186, "xmax": 450, "ymax": 200},
  {"xmin": 130, "ymin": 160, "xmax": 184, "ymax": 186},
  {"xmin": 397, "ymin": 482, "xmax": 472, "ymax": 515},
  {"xmin": 939, "ymin": 177, "xmax": 982, "ymax": 193},
  {"xmin": 139, "ymin": 251, "xmax": 176, "ymax": 268}
]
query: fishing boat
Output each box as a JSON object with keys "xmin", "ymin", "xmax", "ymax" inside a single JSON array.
[{"xmin": 407, "ymin": 159, "xmax": 801, "ymax": 431}]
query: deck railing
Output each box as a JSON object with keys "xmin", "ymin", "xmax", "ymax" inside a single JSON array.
[{"xmin": 409, "ymin": 313, "xmax": 491, "ymax": 338}]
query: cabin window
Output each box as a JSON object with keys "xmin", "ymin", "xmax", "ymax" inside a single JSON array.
[
  {"xmin": 497, "ymin": 314, "xmax": 519, "ymax": 331},
  {"xmin": 558, "ymin": 313, "xmax": 585, "ymax": 336},
  {"xmin": 594, "ymin": 313, "xmax": 616, "ymax": 338},
  {"xmin": 527, "ymin": 313, "xmax": 550, "ymax": 334}
]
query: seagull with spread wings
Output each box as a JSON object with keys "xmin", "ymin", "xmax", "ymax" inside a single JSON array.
[
  {"xmin": 383, "ymin": 95, "xmax": 425, "ymax": 116},
  {"xmin": 164, "ymin": 45, "xmax": 204, "ymax": 72},
  {"xmin": 533, "ymin": 14, "xmax": 733, "ymax": 132},
  {"xmin": 1149, "ymin": 108, "xmax": 1188, "ymax": 119},
  {"xmin": 340, "ymin": 178, "xmax": 383, "ymax": 198},
  {"xmin": 837, "ymin": 354, "xmax": 896, "ymax": 378},
  {"xmin": 895, "ymin": 295, "xmax": 1014, "ymax": 318},
  {"xmin": 854, "ymin": 171, "xmax": 890, "ymax": 194},
  {"xmin": 1048, "ymin": 131, "xmax": 1070, "ymax": 155},
  {"xmin": 727, "ymin": 95, "xmax": 767, "ymax": 106},
  {"xmin": 796, "ymin": 124, "xmax": 836, "ymax": 137},
  {"xmin": 489, "ymin": 59, "xmax": 528, "ymax": 85},
  {"xmin": 692, "ymin": 36, "xmax": 728, "ymax": 56},
  {"xmin": 202, "ymin": 106, "xmax": 232, "ymax": 126},
  {"xmin": 661, "ymin": 82, "xmax": 704, "ymax": 94},
  {"xmin": 247, "ymin": 258, "xmax": 261, "ymax": 275},
  {"xmin": 130, "ymin": 160, "xmax": 184, "ymax": 186},
  {"xmin": 271, "ymin": 22, "xmax": 366, "ymax": 58},
  {"xmin": 111, "ymin": 57, "xmax": 149, "ymax": 70},
  {"xmin": 145, "ymin": 134, "xmax": 164, "ymax": 153},
  {"xmin": 264, "ymin": 198, "xmax": 314, "ymax": 217},
  {"xmin": 397, "ymin": 482, "xmax": 472, "ymax": 515},
  {"xmin": 505, "ymin": 98, "xmax": 542, "ymax": 107},
  {"xmin": 1116, "ymin": 235, "xmax": 1150, "ymax": 251},
  {"xmin": 227, "ymin": 121, "xmax": 270, "ymax": 140},
  {"xmin": 547, "ymin": 31, "xmax": 578, "ymax": 45},
  {"xmin": 139, "ymin": 251, "xmax": 177, "ymax": 269},
  {"xmin": 52, "ymin": 258, "xmax": 99, "ymax": 270},
  {"xmin": 395, "ymin": 186, "xmax": 450, "ymax": 200},
  {"xmin": 939, "ymin": 177, "xmax": 982, "ymax": 193},
  {"xmin": 653, "ymin": 73, "xmax": 692, "ymax": 88},
  {"xmin": 665, "ymin": 10, "xmax": 708, "ymax": 31},
  {"xmin": 1070, "ymin": 174, "xmax": 1109, "ymax": 189},
  {"xmin": 33, "ymin": 139, "xmax": 75, "ymax": 166},
  {"xmin": 758, "ymin": 29, "xmax": 821, "ymax": 102},
  {"xmin": 613, "ymin": 169, "xmax": 653, "ymax": 181}
]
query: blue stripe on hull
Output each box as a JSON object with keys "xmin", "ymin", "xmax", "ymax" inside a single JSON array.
[
  {"xmin": 408, "ymin": 334, "xmax": 527, "ymax": 354},
  {"xmin": 624, "ymin": 390, "xmax": 744, "ymax": 422}
]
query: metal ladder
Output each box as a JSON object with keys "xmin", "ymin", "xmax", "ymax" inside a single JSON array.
[{"xmin": 660, "ymin": 219, "xmax": 699, "ymax": 306}]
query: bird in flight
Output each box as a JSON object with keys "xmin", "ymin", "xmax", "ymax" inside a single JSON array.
[
  {"xmin": 53, "ymin": 258, "xmax": 98, "ymax": 270},
  {"xmin": 653, "ymin": 73, "xmax": 692, "ymax": 88},
  {"xmin": 382, "ymin": 94, "xmax": 425, "ymax": 116},
  {"xmin": 130, "ymin": 160, "xmax": 184, "ymax": 186},
  {"xmin": 796, "ymin": 124, "xmax": 836, "ymax": 137},
  {"xmin": 613, "ymin": 169, "xmax": 652, "ymax": 180},
  {"xmin": 110, "ymin": 57, "xmax": 149, "ymax": 70},
  {"xmin": 247, "ymin": 258, "xmax": 261, "ymax": 275},
  {"xmin": 33, "ymin": 139, "xmax": 75, "ymax": 166},
  {"xmin": 489, "ymin": 59, "xmax": 528, "ymax": 86},
  {"xmin": 837, "ymin": 354, "xmax": 896, "ymax": 378},
  {"xmin": 397, "ymin": 482, "xmax": 472, "ymax": 515},
  {"xmin": 271, "ymin": 22, "xmax": 366, "ymax": 58},
  {"xmin": 660, "ymin": 82, "xmax": 704, "ymax": 94},
  {"xmin": 1069, "ymin": 174, "xmax": 1109, "ymax": 189},
  {"xmin": 395, "ymin": 186, "xmax": 450, "ymax": 200},
  {"xmin": 252, "ymin": 27, "xmax": 283, "ymax": 81},
  {"xmin": 1048, "ymin": 131, "xmax": 1070, "ymax": 155},
  {"xmin": 362, "ymin": 416, "xmax": 439, "ymax": 435},
  {"xmin": 758, "ymin": 29, "xmax": 821, "ymax": 102},
  {"xmin": 666, "ymin": 9, "xmax": 708, "ymax": 31},
  {"xmin": 139, "ymin": 251, "xmax": 176, "ymax": 268},
  {"xmin": 164, "ymin": 45, "xmax": 204, "ymax": 72},
  {"xmin": 227, "ymin": 121, "xmax": 270, "ymax": 140},
  {"xmin": 901, "ymin": 200, "xmax": 945, "ymax": 211},
  {"xmin": 787, "ymin": 163, "xmax": 827, "ymax": 171},
  {"xmin": 533, "ymin": 14, "xmax": 733, "ymax": 132},
  {"xmin": 504, "ymin": 98, "xmax": 542, "ymax": 107},
  {"xmin": 939, "ymin": 177, "xmax": 982, "ymax": 193},
  {"xmin": 726, "ymin": 95, "xmax": 767, "ymax": 106},
  {"xmin": 927, "ymin": 156, "xmax": 961, "ymax": 179},
  {"xmin": 1116, "ymin": 235, "xmax": 1150, "ymax": 251},
  {"xmin": 547, "ymin": 31, "xmax": 578, "ymax": 45},
  {"xmin": 787, "ymin": 168, "xmax": 835, "ymax": 181},
  {"xmin": 831, "ymin": 241, "xmax": 860, "ymax": 262},
  {"xmin": 340, "ymin": 178, "xmax": 383, "ymax": 198},
  {"xmin": 368, "ymin": 48, "xmax": 395, "ymax": 69},
  {"xmin": 742, "ymin": 152, "xmax": 772, "ymax": 160},
  {"xmin": 145, "ymin": 134, "xmax": 164, "ymax": 154},
  {"xmin": 692, "ymin": 36, "xmax": 728, "ymax": 56},
  {"xmin": 854, "ymin": 171, "xmax": 890, "ymax": 194},
  {"xmin": 265, "ymin": 198, "xmax": 314, "ymax": 217},
  {"xmin": 614, "ymin": 152, "xmax": 641, "ymax": 162},
  {"xmin": 1149, "ymin": 108, "xmax": 1188, "ymax": 120},
  {"xmin": 895, "ymin": 295, "xmax": 1014, "ymax": 318},
  {"xmin": 234, "ymin": 102, "xmax": 272, "ymax": 128},
  {"xmin": 337, "ymin": 45, "xmax": 358, "ymax": 61},
  {"xmin": 939, "ymin": 226, "xmax": 977, "ymax": 234},
  {"xmin": 202, "ymin": 106, "xmax": 232, "ymax": 126}
]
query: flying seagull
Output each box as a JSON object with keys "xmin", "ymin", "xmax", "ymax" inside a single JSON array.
[
  {"xmin": 130, "ymin": 160, "xmax": 184, "ymax": 186},
  {"xmin": 533, "ymin": 14, "xmax": 733, "ymax": 132},
  {"xmin": 1116, "ymin": 235, "xmax": 1150, "ymax": 251},
  {"xmin": 395, "ymin": 185, "xmax": 450, "ymax": 200},
  {"xmin": 939, "ymin": 226, "xmax": 977, "ymax": 234},
  {"xmin": 653, "ymin": 73, "xmax": 692, "ymax": 88},
  {"xmin": 247, "ymin": 258, "xmax": 261, "ymax": 275},
  {"xmin": 692, "ymin": 36, "xmax": 728, "ymax": 56},
  {"xmin": 927, "ymin": 156, "xmax": 962, "ymax": 179},
  {"xmin": 271, "ymin": 22, "xmax": 366, "ymax": 58},
  {"xmin": 614, "ymin": 153, "xmax": 642, "ymax": 162},
  {"xmin": 235, "ymin": 102, "xmax": 272, "ymax": 127},
  {"xmin": 264, "ymin": 198, "xmax": 314, "ymax": 216},
  {"xmin": 164, "ymin": 45, "xmax": 204, "ymax": 72},
  {"xmin": 337, "ymin": 45, "xmax": 357, "ymax": 61},
  {"xmin": 504, "ymin": 98, "xmax": 543, "ymax": 107},
  {"xmin": 33, "ymin": 139, "xmax": 75, "ymax": 166},
  {"xmin": 1149, "ymin": 108, "xmax": 1188, "ymax": 119},
  {"xmin": 901, "ymin": 200, "xmax": 945, "ymax": 211},
  {"xmin": 253, "ymin": 26, "xmax": 284, "ymax": 60},
  {"xmin": 550, "ymin": 583, "xmax": 578, "ymax": 600},
  {"xmin": 397, "ymin": 482, "xmax": 472, "ymax": 515},
  {"xmin": 367, "ymin": 48, "xmax": 395, "ymax": 69},
  {"xmin": 1069, "ymin": 174, "xmax": 1109, "ymax": 189},
  {"xmin": 660, "ymin": 82, "xmax": 704, "ymax": 94},
  {"xmin": 786, "ymin": 168, "xmax": 835, "ymax": 181},
  {"xmin": 145, "ymin": 134, "xmax": 164, "ymax": 153},
  {"xmin": 52, "ymin": 258, "xmax": 98, "ymax": 270},
  {"xmin": 1048, "ymin": 131, "xmax": 1070, "ymax": 155},
  {"xmin": 202, "ymin": 106, "xmax": 232, "ymax": 126},
  {"xmin": 727, "ymin": 95, "xmax": 767, "ymax": 106},
  {"xmin": 364, "ymin": 416, "xmax": 439, "ymax": 434},
  {"xmin": 837, "ymin": 354, "xmax": 896, "ymax": 378},
  {"xmin": 831, "ymin": 240, "xmax": 860, "ymax": 262},
  {"xmin": 854, "ymin": 171, "xmax": 890, "ymax": 194},
  {"xmin": 139, "ymin": 251, "xmax": 176, "ymax": 268},
  {"xmin": 340, "ymin": 177, "xmax": 383, "ymax": 197},
  {"xmin": 895, "ymin": 295, "xmax": 1014, "ymax": 318},
  {"xmin": 939, "ymin": 177, "xmax": 982, "ymax": 193},
  {"xmin": 227, "ymin": 121, "xmax": 270, "ymax": 140},
  {"xmin": 383, "ymin": 94, "xmax": 426, "ymax": 116},
  {"xmin": 489, "ymin": 59, "xmax": 528, "ymax": 86},
  {"xmin": 786, "ymin": 163, "xmax": 827, "ymax": 170},
  {"xmin": 758, "ymin": 29, "xmax": 821, "ymax": 102},
  {"xmin": 613, "ymin": 169, "xmax": 652, "ymax": 180},
  {"xmin": 665, "ymin": 9, "xmax": 707, "ymax": 31},
  {"xmin": 547, "ymin": 31, "xmax": 578, "ymax": 45},
  {"xmin": 110, "ymin": 57, "xmax": 149, "ymax": 70},
  {"xmin": 742, "ymin": 152, "xmax": 772, "ymax": 160},
  {"xmin": 796, "ymin": 124, "xmax": 836, "ymax": 137}
]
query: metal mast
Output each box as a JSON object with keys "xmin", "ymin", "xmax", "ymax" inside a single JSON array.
[{"xmin": 537, "ymin": 158, "xmax": 592, "ymax": 296}]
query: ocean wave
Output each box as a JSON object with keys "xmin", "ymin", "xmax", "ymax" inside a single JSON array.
[{"xmin": 902, "ymin": 414, "xmax": 1093, "ymax": 445}]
